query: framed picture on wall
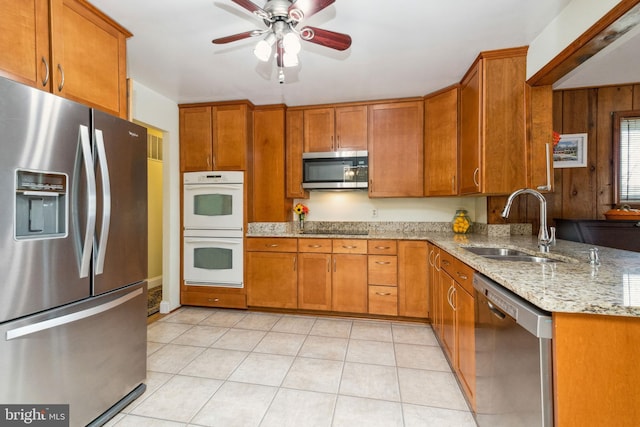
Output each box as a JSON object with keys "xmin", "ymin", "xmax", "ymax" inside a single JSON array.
[{"xmin": 553, "ymin": 133, "xmax": 588, "ymax": 168}]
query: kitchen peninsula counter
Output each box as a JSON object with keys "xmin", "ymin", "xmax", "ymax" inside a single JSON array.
[{"xmin": 247, "ymin": 222, "xmax": 640, "ymax": 317}]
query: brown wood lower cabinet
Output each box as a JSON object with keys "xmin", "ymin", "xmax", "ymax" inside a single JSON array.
[
  {"xmin": 398, "ymin": 241, "xmax": 428, "ymax": 318},
  {"xmin": 246, "ymin": 238, "xmax": 297, "ymax": 309},
  {"xmin": 436, "ymin": 249, "xmax": 476, "ymax": 411},
  {"xmin": 298, "ymin": 239, "xmax": 332, "ymax": 310},
  {"xmin": 332, "ymin": 253, "xmax": 368, "ymax": 314},
  {"xmin": 553, "ymin": 313, "xmax": 640, "ymax": 427}
]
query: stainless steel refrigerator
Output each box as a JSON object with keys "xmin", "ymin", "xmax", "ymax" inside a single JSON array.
[{"xmin": 0, "ymin": 76, "xmax": 148, "ymax": 426}]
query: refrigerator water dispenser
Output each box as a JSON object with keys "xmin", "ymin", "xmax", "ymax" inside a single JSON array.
[{"xmin": 15, "ymin": 169, "xmax": 68, "ymax": 240}]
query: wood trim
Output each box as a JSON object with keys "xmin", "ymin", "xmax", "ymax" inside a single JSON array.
[
  {"xmin": 286, "ymin": 96, "xmax": 424, "ymax": 111},
  {"xmin": 423, "ymin": 83, "xmax": 461, "ymax": 100},
  {"xmin": 612, "ymin": 109, "xmax": 640, "ymax": 207},
  {"xmin": 75, "ymin": 0, "xmax": 133, "ymax": 37},
  {"xmin": 179, "ymin": 99, "xmax": 256, "ymax": 108},
  {"xmin": 528, "ymin": 0, "xmax": 640, "ymax": 86}
]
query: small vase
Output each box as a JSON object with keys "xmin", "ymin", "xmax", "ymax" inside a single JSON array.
[
  {"xmin": 298, "ymin": 215, "xmax": 305, "ymax": 232},
  {"xmin": 452, "ymin": 209, "xmax": 472, "ymax": 234}
]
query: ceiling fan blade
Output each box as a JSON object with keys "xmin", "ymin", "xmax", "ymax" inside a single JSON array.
[
  {"xmin": 231, "ymin": 0, "xmax": 267, "ymax": 16},
  {"xmin": 289, "ymin": 0, "xmax": 336, "ymax": 21},
  {"xmin": 212, "ymin": 30, "xmax": 257, "ymax": 44},
  {"xmin": 300, "ymin": 26, "xmax": 351, "ymax": 51}
]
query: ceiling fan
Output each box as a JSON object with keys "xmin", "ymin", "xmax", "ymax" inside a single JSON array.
[{"xmin": 212, "ymin": 0, "xmax": 352, "ymax": 83}]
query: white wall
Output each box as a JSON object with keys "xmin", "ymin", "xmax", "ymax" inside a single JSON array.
[
  {"xmin": 526, "ymin": 0, "xmax": 621, "ymax": 79},
  {"xmin": 294, "ymin": 192, "xmax": 487, "ymax": 223},
  {"xmin": 130, "ymin": 81, "xmax": 181, "ymax": 313}
]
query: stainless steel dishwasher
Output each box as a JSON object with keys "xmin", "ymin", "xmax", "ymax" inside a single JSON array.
[{"xmin": 473, "ymin": 273, "xmax": 554, "ymax": 427}]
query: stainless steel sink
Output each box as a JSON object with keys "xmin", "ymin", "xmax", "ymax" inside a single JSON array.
[
  {"xmin": 463, "ymin": 246, "xmax": 559, "ymax": 263},
  {"xmin": 464, "ymin": 247, "xmax": 529, "ymax": 256}
]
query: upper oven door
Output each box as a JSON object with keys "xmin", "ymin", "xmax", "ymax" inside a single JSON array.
[{"xmin": 183, "ymin": 182, "xmax": 243, "ymax": 230}]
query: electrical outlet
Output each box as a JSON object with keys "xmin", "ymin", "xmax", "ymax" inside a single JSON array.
[{"xmin": 372, "ymin": 208, "xmax": 378, "ymax": 218}]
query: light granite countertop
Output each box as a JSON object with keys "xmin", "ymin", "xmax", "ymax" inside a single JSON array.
[{"xmin": 247, "ymin": 222, "xmax": 640, "ymax": 318}]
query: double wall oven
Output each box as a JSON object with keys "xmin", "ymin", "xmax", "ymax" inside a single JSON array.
[{"xmin": 183, "ymin": 171, "xmax": 244, "ymax": 288}]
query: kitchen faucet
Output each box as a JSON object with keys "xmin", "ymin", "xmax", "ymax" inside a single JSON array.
[{"xmin": 501, "ymin": 188, "xmax": 556, "ymax": 253}]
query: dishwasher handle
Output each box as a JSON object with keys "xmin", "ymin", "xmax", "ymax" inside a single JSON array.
[{"xmin": 487, "ymin": 301, "xmax": 506, "ymax": 320}]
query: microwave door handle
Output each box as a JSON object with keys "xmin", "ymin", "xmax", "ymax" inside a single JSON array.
[
  {"xmin": 73, "ymin": 125, "xmax": 96, "ymax": 279},
  {"xmin": 94, "ymin": 129, "xmax": 110, "ymax": 275}
]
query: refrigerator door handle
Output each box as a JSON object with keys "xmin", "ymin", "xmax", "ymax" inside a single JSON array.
[
  {"xmin": 94, "ymin": 128, "xmax": 111, "ymax": 275},
  {"xmin": 5, "ymin": 287, "xmax": 143, "ymax": 340},
  {"xmin": 73, "ymin": 125, "xmax": 97, "ymax": 278}
]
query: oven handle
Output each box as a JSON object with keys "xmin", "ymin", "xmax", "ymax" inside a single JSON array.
[
  {"xmin": 184, "ymin": 238, "xmax": 242, "ymax": 244},
  {"xmin": 184, "ymin": 184, "xmax": 242, "ymax": 191}
]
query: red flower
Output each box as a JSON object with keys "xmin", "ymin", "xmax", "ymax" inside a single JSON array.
[{"xmin": 552, "ymin": 131, "xmax": 561, "ymax": 147}]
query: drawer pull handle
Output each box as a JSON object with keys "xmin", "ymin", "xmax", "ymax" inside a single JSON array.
[
  {"xmin": 208, "ymin": 298, "xmax": 220, "ymax": 302},
  {"xmin": 308, "ymin": 244, "xmax": 322, "ymax": 248},
  {"xmin": 442, "ymin": 260, "xmax": 451, "ymax": 266},
  {"xmin": 375, "ymin": 246, "xmax": 390, "ymax": 250},
  {"xmin": 375, "ymin": 261, "xmax": 391, "ymax": 265},
  {"xmin": 266, "ymin": 244, "xmax": 279, "ymax": 247},
  {"xmin": 457, "ymin": 273, "xmax": 468, "ymax": 280},
  {"xmin": 376, "ymin": 292, "xmax": 392, "ymax": 296},
  {"xmin": 342, "ymin": 245, "xmax": 357, "ymax": 249}
]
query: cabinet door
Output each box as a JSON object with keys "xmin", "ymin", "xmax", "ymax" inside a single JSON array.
[
  {"xmin": 285, "ymin": 109, "xmax": 309, "ymax": 198},
  {"xmin": 252, "ymin": 107, "xmax": 290, "ymax": 222},
  {"xmin": 0, "ymin": 0, "xmax": 50, "ymax": 90},
  {"xmin": 335, "ymin": 105, "xmax": 367, "ymax": 150},
  {"xmin": 368, "ymin": 255, "xmax": 397, "ymax": 286},
  {"xmin": 298, "ymin": 253, "xmax": 331, "ymax": 310},
  {"xmin": 247, "ymin": 251, "xmax": 297, "ymax": 309},
  {"xmin": 332, "ymin": 254, "xmax": 367, "ymax": 313},
  {"xmin": 527, "ymin": 84, "xmax": 554, "ymax": 192},
  {"xmin": 368, "ymin": 285, "xmax": 398, "ymax": 316},
  {"xmin": 459, "ymin": 64, "xmax": 481, "ymax": 194},
  {"xmin": 368, "ymin": 101, "xmax": 424, "ymax": 197},
  {"xmin": 456, "ymin": 284, "xmax": 476, "ymax": 410},
  {"xmin": 428, "ymin": 244, "xmax": 442, "ymax": 334},
  {"xmin": 398, "ymin": 241, "xmax": 428, "ymax": 318},
  {"xmin": 424, "ymin": 87, "xmax": 459, "ymax": 196},
  {"xmin": 50, "ymin": 0, "xmax": 128, "ymax": 118},
  {"xmin": 304, "ymin": 108, "xmax": 335, "ymax": 152},
  {"xmin": 180, "ymin": 106, "xmax": 213, "ymax": 171},
  {"xmin": 440, "ymin": 270, "xmax": 456, "ymax": 361},
  {"xmin": 213, "ymin": 104, "xmax": 249, "ymax": 170}
]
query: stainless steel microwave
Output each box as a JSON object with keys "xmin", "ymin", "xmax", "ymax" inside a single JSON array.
[{"xmin": 302, "ymin": 151, "xmax": 368, "ymax": 190}]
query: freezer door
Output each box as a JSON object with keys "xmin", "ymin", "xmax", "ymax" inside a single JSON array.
[
  {"xmin": 92, "ymin": 110, "xmax": 148, "ymax": 296},
  {"xmin": 0, "ymin": 282, "xmax": 147, "ymax": 427},
  {"xmin": 0, "ymin": 77, "xmax": 92, "ymax": 323}
]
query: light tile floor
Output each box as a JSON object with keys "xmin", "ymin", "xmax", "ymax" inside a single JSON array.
[{"xmin": 106, "ymin": 307, "xmax": 477, "ymax": 427}]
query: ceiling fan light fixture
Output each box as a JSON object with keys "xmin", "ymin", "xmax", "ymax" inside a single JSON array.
[
  {"xmin": 282, "ymin": 31, "xmax": 301, "ymax": 55},
  {"xmin": 282, "ymin": 51, "xmax": 299, "ymax": 67},
  {"xmin": 254, "ymin": 33, "xmax": 276, "ymax": 62}
]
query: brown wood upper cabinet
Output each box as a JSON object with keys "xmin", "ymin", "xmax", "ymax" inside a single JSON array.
[
  {"xmin": 285, "ymin": 109, "xmax": 309, "ymax": 199},
  {"xmin": 459, "ymin": 47, "xmax": 528, "ymax": 195},
  {"xmin": 251, "ymin": 105, "xmax": 291, "ymax": 222},
  {"xmin": 368, "ymin": 100, "xmax": 424, "ymax": 197},
  {"xmin": 0, "ymin": 0, "xmax": 130, "ymax": 118},
  {"xmin": 303, "ymin": 105, "xmax": 368, "ymax": 152},
  {"xmin": 424, "ymin": 86, "xmax": 459, "ymax": 196},
  {"xmin": 179, "ymin": 102, "xmax": 253, "ymax": 172}
]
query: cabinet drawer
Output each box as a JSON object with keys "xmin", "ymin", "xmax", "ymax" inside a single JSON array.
[
  {"xmin": 368, "ymin": 255, "xmax": 398, "ymax": 286},
  {"xmin": 452, "ymin": 258, "xmax": 474, "ymax": 294},
  {"xmin": 368, "ymin": 285, "xmax": 398, "ymax": 316},
  {"xmin": 246, "ymin": 237, "xmax": 297, "ymax": 252},
  {"xmin": 332, "ymin": 239, "xmax": 367, "ymax": 254},
  {"xmin": 368, "ymin": 240, "xmax": 397, "ymax": 255},
  {"xmin": 298, "ymin": 238, "xmax": 332, "ymax": 253},
  {"xmin": 439, "ymin": 249, "xmax": 456, "ymax": 277},
  {"xmin": 181, "ymin": 290, "xmax": 247, "ymax": 309}
]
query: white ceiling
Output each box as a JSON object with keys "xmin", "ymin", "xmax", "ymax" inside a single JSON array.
[{"xmin": 89, "ymin": 0, "xmax": 633, "ymax": 107}]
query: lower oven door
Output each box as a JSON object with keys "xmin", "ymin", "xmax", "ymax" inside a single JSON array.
[{"xmin": 183, "ymin": 236, "xmax": 244, "ymax": 288}]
